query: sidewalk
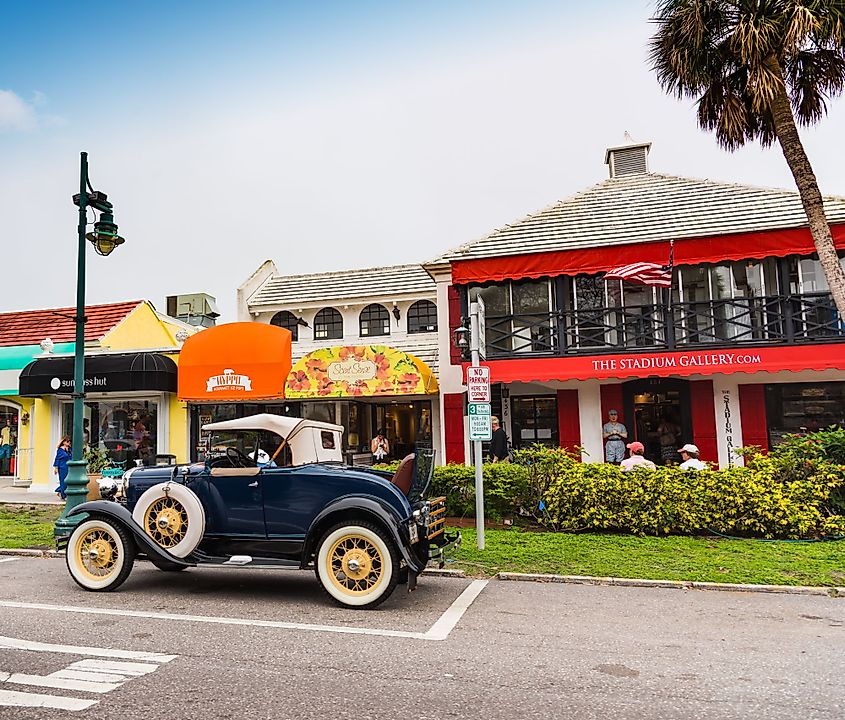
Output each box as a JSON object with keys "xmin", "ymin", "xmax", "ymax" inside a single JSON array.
[{"xmin": 0, "ymin": 484, "xmax": 63, "ymax": 505}]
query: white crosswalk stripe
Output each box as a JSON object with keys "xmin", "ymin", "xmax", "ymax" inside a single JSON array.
[{"xmin": 0, "ymin": 635, "xmax": 177, "ymax": 712}]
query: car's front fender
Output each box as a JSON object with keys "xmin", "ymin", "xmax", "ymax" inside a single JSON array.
[
  {"xmin": 303, "ymin": 496, "xmax": 424, "ymax": 574},
  {"xmin": 62, "ymin": 501, "xmax": 193, "ymax": 571}
]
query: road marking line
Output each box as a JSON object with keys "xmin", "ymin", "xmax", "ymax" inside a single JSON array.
[
  {"xmin": 0, "ymin": 688, "xmax": 97, "ymax": 711},
  {"xmin": 0, "ymin": 558, "xmax": 18, "ymax": 564},
  {"xmin": 0, "ymin": 634, "xmax": 177, "ymax": 661},
  {"xmin": 70, "ymin": 659, "xmax": 159, "ymax": 675},
  {"xmin": 423, "ymin": 579, "xmax": 489, "ymax": 641},
  {"xmin": 5, "ymin": 673, "xmax": 119, "ymax": 694},
  {"xmin": 0, "ymin": 580, "xmax": 490, "ymax": 642},
  {"xmin": 53, "ymin": 669, "xmax": 131, "ymax": 684}
]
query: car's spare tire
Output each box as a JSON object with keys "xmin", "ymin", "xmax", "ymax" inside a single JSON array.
[{"xmin": 132, "ymin": 483, "xmax": 205, "ymax": 558}]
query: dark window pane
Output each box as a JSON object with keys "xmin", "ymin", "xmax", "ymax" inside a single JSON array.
[
  {"xmin": 314, "ymin": 307, "xmax": 343, "ymax": 340},
  {"xmin": 407, "ymin": 300, "xmax": 437, "ymax": 333},
  {"xmin": 359, "ymin": 304, "xmax": 390, "ymax": 337},
  {"xmin": 766, "ymin": 382, "xmax": 845, "ymax": 446},
  {"xmin": 270, "ymin": 310, "xmax": 299, "ymax": 341}
]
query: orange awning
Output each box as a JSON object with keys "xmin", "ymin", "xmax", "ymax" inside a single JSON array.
[{"xmin": 178, "ymin": 322, "xmax": 292, "ymax": 401}]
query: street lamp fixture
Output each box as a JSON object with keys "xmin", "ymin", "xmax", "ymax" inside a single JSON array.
[
  {"xmin": 55, "ymin": 152, "xmax": 127, "ymax": 538},
  {"xmin": 452, "ymin": 321, "xmax": 470, "ymax": 358}
]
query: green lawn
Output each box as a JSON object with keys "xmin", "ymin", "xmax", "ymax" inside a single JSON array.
[
  {"xmin": 0, "ymin": 505, "xmax": 61, "ymax": 549},
  {"xmin": 450, "ymin": 528, "xmax": 845, "ymax": 587},
  {"xmin": 1, "ymin": 507, "xmax": 842, "ymax": 587}
]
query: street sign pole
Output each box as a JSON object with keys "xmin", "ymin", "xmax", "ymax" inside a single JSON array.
[{"xmin": 469, "ymin": 301, "xmax": 485, "ymax": 550}]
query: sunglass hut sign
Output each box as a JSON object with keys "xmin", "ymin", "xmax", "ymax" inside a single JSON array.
[{"xmin": 206, "ymin": 369, "xmax": 253, "ymax": 393}]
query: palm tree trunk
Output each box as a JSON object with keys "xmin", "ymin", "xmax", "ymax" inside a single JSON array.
[{"xmin": 766, "ymin": 56, "xmax": 845, "ymax": 317}]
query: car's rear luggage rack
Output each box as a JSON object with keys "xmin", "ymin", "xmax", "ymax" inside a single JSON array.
[{"xmin": 426, "ymin": 496, "xmax": 447, "ymax": 540}]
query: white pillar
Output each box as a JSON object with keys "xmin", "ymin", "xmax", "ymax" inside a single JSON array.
[{"xmin": 578, "ymin": 381, "xmax": 603, "ymax": 463}]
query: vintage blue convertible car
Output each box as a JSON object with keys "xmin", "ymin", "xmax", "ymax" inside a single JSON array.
[{"xmin": 57, "ymin": 414, "xmax": 459, "ymax": 609}]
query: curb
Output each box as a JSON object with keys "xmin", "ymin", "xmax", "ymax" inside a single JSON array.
[
  {"xmin": 496, "ymin": 572, "xmax": 845, "ymax": 598},
  {"xmin": 422, "ymin": 568, "xmax": 466, "ymax": 578}
]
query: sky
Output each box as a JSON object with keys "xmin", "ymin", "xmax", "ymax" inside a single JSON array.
[{"xmin": 2, "ymin": 0, "xmax": 844, "ymax": 321}]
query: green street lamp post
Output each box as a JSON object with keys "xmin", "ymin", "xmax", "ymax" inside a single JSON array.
[{"xmin": 54, "ymin": 152, "xmax": 126, "ymax": 538}]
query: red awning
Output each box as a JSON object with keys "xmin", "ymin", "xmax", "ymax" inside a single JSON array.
[
  {"xmin": 473, "ymin": 344, "xmax": 845, "ymax": 384},
  {"xmin": 451, "ymin": 224, "xmax": 845, "ymax": 285}
]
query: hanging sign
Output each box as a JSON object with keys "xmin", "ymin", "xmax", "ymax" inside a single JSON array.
[{"xmin": 466, "ymin": 366, "xmax": 490, "ymax": 403}]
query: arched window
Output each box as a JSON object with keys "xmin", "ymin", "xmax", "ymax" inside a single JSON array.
[
  {"xmin": 407, "ymin": 300, "xmax": 438, "ymax": 333},
  {"xmin": 359, "ymin": 304, "xmax": 390, "ymax": 337},
  {"xmin": 314, "ymin": 307, "xmax": 343, "ymax": 340},
  {"xmin": 270, "ymin": 310, "xmax": 300, "ymax": 341}
]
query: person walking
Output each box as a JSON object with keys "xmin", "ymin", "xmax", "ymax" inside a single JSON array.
[
  {"xmin": 678, "ymin": 443, "xmax": 707, "ymax": 471},
  {"xmin": 620, "ymin": 441, "xmax": 656, "ymax": 472},
  {"xmin": 489, "ymin": 416, "xmax": 510, "ymax": 463},
  {"xmin": 53, "ymin": 435, "xmax": 72, "ymax": 499},
  {"xmin": 370, "ymin": 428, "xmax": 390, "ymax": 463},
  {"xmin": 602, "ymin": 409, "xmax": 628, "ymax": 464}
]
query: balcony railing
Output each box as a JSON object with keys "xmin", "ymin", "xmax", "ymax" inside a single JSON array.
[{"xmin": 481, "ymin": 292, "xmax": 845, "ymax": 359}]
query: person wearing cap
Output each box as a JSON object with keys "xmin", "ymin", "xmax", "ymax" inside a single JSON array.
[
  {"xmin": 602, "ymin": 409, "xmax": 627, "ymax": 464},
  {"xmin": 620, "ymin": 441, "xmax": 655, "ymax": 472},
  {"xmin": 489, "ymin": 416, "xmax": 510, "ymax": 463},
  {"xmin": 678, "ymin": 443, "xmax": 707, "ymax": 471}
]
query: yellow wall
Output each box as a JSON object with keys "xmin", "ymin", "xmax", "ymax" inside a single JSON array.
[
  {"xmin": 101, "ymin": 302, "xmax": 181, "ymax": 351},
  {"xmin": 31, "ymin": 397, "xmax": 53, "ymax": 488},
  {"xmin": 169, "ymin": 397, "xmax": 189, "ymax": 464}
]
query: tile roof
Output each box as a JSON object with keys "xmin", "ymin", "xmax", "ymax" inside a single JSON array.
[
  {"xmin": 436, "ymin": 173, "xmax": 845, "ymax": 262},
  {"xmin": 0, "ymin": 301, "xmax": 143, "ymax": 348},
  {"xmin": 249, "ymin": 265, "xmax": 435, "ymax": 308}
]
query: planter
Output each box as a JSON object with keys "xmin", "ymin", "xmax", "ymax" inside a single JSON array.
[{"xmin": 86, "ymin": 473, "xmax": 102, "ymax": 502}]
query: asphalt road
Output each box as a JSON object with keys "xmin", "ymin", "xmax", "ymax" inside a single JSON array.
[{"xmin": 0, "ymin": 555, "xmax": 843, "ymax": 719}]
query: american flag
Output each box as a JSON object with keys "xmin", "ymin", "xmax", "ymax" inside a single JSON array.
[{"xmin": 604, "ymin": 262, "xmax": 673, "ymax": 288}]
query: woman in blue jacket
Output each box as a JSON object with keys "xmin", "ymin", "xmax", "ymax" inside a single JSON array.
[{"xmin": 53, "ymin": 436, "xmax": 71, "ymax": 499}]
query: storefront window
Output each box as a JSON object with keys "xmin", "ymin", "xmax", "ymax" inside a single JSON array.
[
  {"xmin": 511, "ymin": 396, "xmax": 558, "ymax": 448},
  {"xmin": 0, "ymin": 403, "xmax": 19, "ymax": 477},
  {"xmin": 766, "ymin": 382, "xmax": 845, "ymax": 446},
  {"xmin": 63, "ymin": 400, "xmax": 158, "ymax": 468}
]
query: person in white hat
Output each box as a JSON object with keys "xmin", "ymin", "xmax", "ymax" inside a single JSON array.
[{"xmin": 678, "ymin": 443, "xmax": 707, "ymax": 471}]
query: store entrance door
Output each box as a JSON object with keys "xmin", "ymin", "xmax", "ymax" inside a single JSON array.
[{"xmin": 623, "ymin": 378, "xmax": 692, "ymax": 466}]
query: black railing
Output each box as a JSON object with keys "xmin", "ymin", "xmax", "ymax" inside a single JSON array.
[{"xmin": 481, "ymin": 292, "xmax": 845, "ymax": 359}]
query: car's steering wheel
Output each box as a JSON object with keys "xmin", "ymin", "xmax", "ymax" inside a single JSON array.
[{"xmin": 226, "ymin": 446, "xmax": 254, "ymax": 468}]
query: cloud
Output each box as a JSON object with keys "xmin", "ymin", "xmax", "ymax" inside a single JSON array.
[{"xmin": 0, "ymin": 89, "xmax": 62, "ymax": 132}]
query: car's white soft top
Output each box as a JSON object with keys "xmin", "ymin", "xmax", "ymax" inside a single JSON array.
[{"xmin": 201, "ymin": 413, "xmax": 344, "ymax": 465}]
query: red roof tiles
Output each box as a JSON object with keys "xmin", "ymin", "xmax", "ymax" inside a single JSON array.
[{"xmin": 0, "ymin": 301, "xmax": 143, "ymax": 347}]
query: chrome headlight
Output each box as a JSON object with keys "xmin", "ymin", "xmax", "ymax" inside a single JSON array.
[{"xmin": 99, "ymin": 478, "xmax": 119, "ymax": 500}]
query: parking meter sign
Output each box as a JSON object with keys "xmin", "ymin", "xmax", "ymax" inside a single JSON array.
[
  {"xmin": 466, "ymin": 366, "xmax": 490, "ymax": 403},
  {"xmin": 468, "ymin": 402, "xmax": 492, "ymax": 441}
]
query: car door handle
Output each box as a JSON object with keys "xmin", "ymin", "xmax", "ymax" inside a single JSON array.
[{"xmin": 248, "ymin": 481, "xmax": 258, "ymax": 488}]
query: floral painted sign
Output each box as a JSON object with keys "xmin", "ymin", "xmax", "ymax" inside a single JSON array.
[{"xmin": 285, "ymin": 345, "xmax": 437, "ymax": 398}]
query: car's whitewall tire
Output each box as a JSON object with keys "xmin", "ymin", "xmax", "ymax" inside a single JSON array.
[
  {"xmin": 66, "ymin": 517, "xmax": 135, "ymax": 591},
  {"xmin": 316, "ymin": 522, "xmax": 399, "ymax": 609},
  {"xmin": 132, "ymin": 483, "xmax": 205, "ymax": 558}
]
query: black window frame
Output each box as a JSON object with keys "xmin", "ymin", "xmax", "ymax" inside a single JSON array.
[
  {"xmin": 314, "ymin": 307, "xmax": 343, "ymax": 340},
  {"xmin": 359, "ymin": 303, "xmax": 390, "ymax": 337},
  {"xmin": 270, "ymin": 310, "xmax": 300, "ymax": 342},
  {"xmin": 407, "ymin": 300, "xmax": 438, "ymax": 334}
]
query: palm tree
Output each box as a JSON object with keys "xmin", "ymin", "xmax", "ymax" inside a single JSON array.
[{"xmin": 650, "ymin": 0, "xmax": 845, "ymax": 314}]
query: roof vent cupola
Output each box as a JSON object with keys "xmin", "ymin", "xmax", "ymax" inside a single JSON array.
[{"xmin": 604, "ymin": 134, "xmax": 651, "ymax": 178}]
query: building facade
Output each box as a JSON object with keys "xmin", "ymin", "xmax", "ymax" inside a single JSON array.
[
  {"xmin": 3, "ymin": 301, "xmax": 197, "ymax": 491},
  {"xmin": 230, "ymin": 262, "xmax": 441, "ymax": 464},
  {"xmin": 430, "ymin": 141, "xmax": 845, "ymax": 468}
]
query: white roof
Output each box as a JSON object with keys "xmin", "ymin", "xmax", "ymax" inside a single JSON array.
[
  {"xmin": 433, "ymin": 172, "xmax": 845, "ymax": 263},
  {"xmin": 201, "ymin": 413, "xmax": 343, "ymax": 439},
  {"xmin": 249, "ymin": 264, "xmax": 435, "ymax": 307}
]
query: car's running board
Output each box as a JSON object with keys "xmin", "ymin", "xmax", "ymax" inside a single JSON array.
[{"xmin": 190, "ymin": 552, "xmax": 300, "ymax": 569}]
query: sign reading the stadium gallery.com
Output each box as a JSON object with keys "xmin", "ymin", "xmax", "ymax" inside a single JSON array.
[{"xmin": 590, "ymin": 351, "xmax": 764, "ymax": 372}]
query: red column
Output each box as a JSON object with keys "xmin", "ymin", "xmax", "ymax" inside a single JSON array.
[
  {"xmin": 738, "ymin": 384, "xmax": 769, "ymax": 452},
  {"xmin": 557, "ymin": 389, "xmax": 581, "ymax": 454},
  {"xmin": 690, "ymin": 380, "xmax": 718, "ymax": 463},
  {"xmin": 448, "ymin": 285, "xmax": 462, "ymax": 366},
  {"xmin": 443, "ymin": 392, "xmax": 465, "ymax": 464},
  {"xmin": 600, "ymin": 384, "xmax": 624, "ymax": 426}
]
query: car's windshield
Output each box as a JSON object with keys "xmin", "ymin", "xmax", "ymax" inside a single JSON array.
[{"xmin": 206, "ymin": 430, "xmax": 287, "ymax": 467}]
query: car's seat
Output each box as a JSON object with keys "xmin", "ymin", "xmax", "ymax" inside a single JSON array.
[{"xmin": 391, "ymin": 453, "xmax": 415, "ymax": 496}]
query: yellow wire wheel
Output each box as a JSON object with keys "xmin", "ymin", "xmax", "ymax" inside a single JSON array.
[
  {"xmin": 316, "ymin": 523, "xmax": 399, "ymax": 608},
  {"xmin": 132, "ymin": 483, "xmax": 206, "ymax": 558},
  {"xmin": 66, "ymin": 517, "xmax": 135, "ymax": 591}
]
